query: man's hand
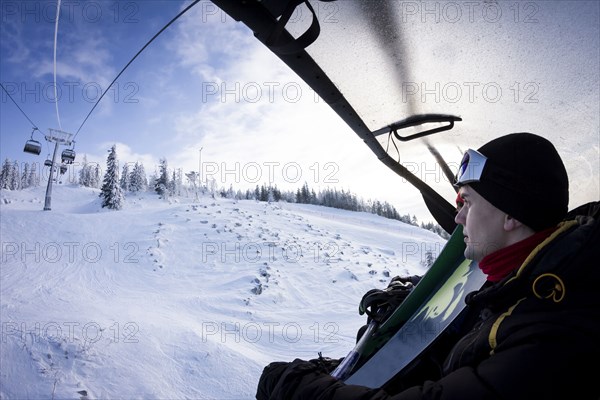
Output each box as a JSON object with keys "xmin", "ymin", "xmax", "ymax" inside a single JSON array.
[
  {"xmin": 256, "ymin": 355, "xmax": 341, "ymax": 400},
  {"xmin": 358, "ymin": 275, "xmax": 421, "ymax": 323}
]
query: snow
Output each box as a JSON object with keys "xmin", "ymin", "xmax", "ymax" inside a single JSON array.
[{"xmin": 0, "ymin": 185, "xmax": 446, "ymax": 399}]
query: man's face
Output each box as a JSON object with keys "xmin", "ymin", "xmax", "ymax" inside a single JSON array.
[{"xmin": 454, "ymin": 185, "xmax": 509, "ymax": 262}]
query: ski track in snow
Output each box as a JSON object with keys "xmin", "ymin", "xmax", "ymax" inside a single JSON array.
[{"xmin": 0, "ymin": 185, "xmax": 445, "ymax": 399}]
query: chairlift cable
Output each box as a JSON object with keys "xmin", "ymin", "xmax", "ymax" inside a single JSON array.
[
  {"xmin": 73, "ymin": 0, "xmax": 201, "ymax": 139},
  {"xmin": 53, "ymin": 0, "xmax": 63, "ymax": 131},
  {"xmin": 0, "ymin": 82, "xmax": 40, "ymax": 131}
]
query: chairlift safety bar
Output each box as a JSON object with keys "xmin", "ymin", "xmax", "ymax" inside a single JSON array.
[
  {"xmin": 211, "ymin": 0, "xmax": 460, "ymax": 233},
  {"xmin": 371, "ymin": 114, "xmax": 463, "ymax": 141}
]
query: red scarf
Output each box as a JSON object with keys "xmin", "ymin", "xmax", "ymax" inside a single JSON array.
[{"xmin": 479, "ymin": 227, "xmax": 556, "ymax": 282}]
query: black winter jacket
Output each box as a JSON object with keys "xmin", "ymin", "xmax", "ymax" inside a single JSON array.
[{"xmin": 258, "ymin": 202, "xmax": 600, "ymax": 400}]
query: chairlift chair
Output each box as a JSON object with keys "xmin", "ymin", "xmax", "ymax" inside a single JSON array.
[
  {"xmin": 44, "ymin": 159, "xmax": 53, "ymax": 167},
  {"xmin": 23, "ymin": 139, "xmax": 42, "ymax": 155},
  {"xmin": 23, "ymin": 128, "xmax": 43, "ymax": 155},
  {"xmin": 61, "ymin": 149, "xmax": 76, "ymax": 164}
]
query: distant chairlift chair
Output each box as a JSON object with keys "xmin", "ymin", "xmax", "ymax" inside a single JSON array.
[
  {"xmin": 23, "ymin": 128, "xmax": 42, "ymax": 155},
  {"xmin": 61, "ymin": 149, "xmax": 76, "ymax": 164}
]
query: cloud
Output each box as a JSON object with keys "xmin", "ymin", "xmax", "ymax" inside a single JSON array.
[
  {"xmin": 96, "ymin": 141, "xmax": 159, "ymax": 171},
  {"xmin": 0, "ymin": 17, "xmax": 32, "ymax": 65},
  {"xmin": 159, "ymin": 3, "xmax": 430, "ymax": 214}
]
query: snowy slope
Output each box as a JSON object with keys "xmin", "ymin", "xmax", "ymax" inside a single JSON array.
[{"xmin": 0, "ymin": 185, "xmax": 446, "ymax": 399}]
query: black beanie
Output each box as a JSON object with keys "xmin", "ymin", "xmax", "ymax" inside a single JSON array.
[{"xmin": 466, "ymin": 133, "xmax": 569, "ymax": 231}]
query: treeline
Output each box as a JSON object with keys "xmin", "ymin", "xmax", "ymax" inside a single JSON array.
[
  {"xmin": 1, "ymin": 153, "xmax": 449, "ymax": 238},
  {"xmin": 0, "ymin": 159, "xmax": 41, "ymax": 190},
  {"xmin": 217, "ymin": 182, "xmax": 448, "ymax": 238}
]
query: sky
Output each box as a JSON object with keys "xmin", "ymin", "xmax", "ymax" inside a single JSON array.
[
  {"xmin": 1, "ymin": 0, "xmax": 430, "ymax": 218},
  {"xmin": 1, "ymin": 1, "xmax": 599, "ymax": 224}
]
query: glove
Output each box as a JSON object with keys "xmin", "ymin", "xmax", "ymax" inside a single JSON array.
[
  {"xmin": 256, "ymin": 354, "xmax": 341, "ymax": 400},
  {"xmin": 358, "ymin": 275, "xmax": 420, "ymax": 323},
  {"xmin": 393, "ymin": 275, "xmax": 422, "ymax": 286},
  {"xmin": 256, "ymin": 361, "xmax": 291, "ymax": 400}
]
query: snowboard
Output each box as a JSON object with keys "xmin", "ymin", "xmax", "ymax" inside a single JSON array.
[{"xmin": 331, "ymin": 225, "xmax": 487, "ymax": 388}]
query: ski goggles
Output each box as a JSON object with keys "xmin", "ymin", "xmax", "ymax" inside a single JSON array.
[{"xmin": 454, "ymin": 149, "xmax": 488, "ymax": 186}]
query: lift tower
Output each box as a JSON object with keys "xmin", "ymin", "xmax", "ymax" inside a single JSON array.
[{"xmin": 43, "ymin": 129, "xmax": 75, "ymax": 211}]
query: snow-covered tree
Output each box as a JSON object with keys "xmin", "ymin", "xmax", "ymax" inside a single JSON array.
[
  {"xmin": 155, "ymin": 158, "xmax": 169, "ymax": 197},
  {"xmin": 207, "ymin": 177, "xmax": 217, "ymax": 198},
  {"xmin": 79, "ymin": 155, "xmax": 91, "ymax": 187},
  {"xmin": 99, "ymin": 145, "xmax": 124, "ymax": 210},
  {"xmin": 130, "ymin": 162, "xmax": 148, "ymax": 193},
  {"xmin": 79, "ymin": 155, "xmax": 101, "ymax": 188},
  {"xmin": 27, "ymin": 162, "xmax": 39, "ymax": 187},
  {"xmin": 120, "ymin": 163, "xmax": 131, "ymax": 191},
  {"xmin": 12, "ymin": 161, "xmax": 20, "ymax": 190},
  {"xmin": 0, "ymin": 159, "xmax": 11, "ymax": 189},
  {"xmin": 92, "ymin": 165, "xmax": 101, "ymax": 188},
  {"xmin": 267, "ymin": 186, "xmax": 275, "ymax": 203},
  {"xmin": 1, "ymin": 160, "xmax": 20, "ymax": 190},
  {"xmin": 185, "ymin": 171, "xmax": 199, "ymax": 198},
  {"xmin": 169, "ymin": 168, "xmax": 182, "ymax": 196},
  {"xmin": 21, "ymin": 163, "xmax": 30, "ymax": 189},
  {"xmin": 175, "ymin": 168, "xmax": 183, "ymax": 196}
]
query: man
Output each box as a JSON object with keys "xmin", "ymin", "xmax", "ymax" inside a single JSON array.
[
  {"xmin": 256, "ymin": 133, "xmax": 600, "ymax": 399},
  {"xmin": 453, "ymin": 133, "xmax": 568, "ymax": 278}
]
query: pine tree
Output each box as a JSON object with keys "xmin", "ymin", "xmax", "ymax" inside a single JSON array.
[
  {"xmin": 79, "ymin": 155, "xmax": 90, "ymax": 187},
  {"xmin": 155, "ymin": 158, "xmax": 169, "ymax": 197},
  {"xmin": 99, "ymin": 145, "xmax": 124, "ymax": 210},
  {"xmin": 225, "ymin": 184, "xmax": 235, "ymax": 199},
  {"xmin": 130, "ymin": 162, "xmax": 148, "ymax": 193},
  {"xmin": 260, "ymin": 184, "xmax": 268, "ymax": 201},
  {"xmin": 0, "ymin": 159, "xmax": 11, "ymax": 189},
  {"xmin": 28, "ymin": 163, "xmax": 38, "ymax": 187},
  {"xmin": 184, "ymin": 171, "xmax": 198, "ymax": 197},
  {"xmin": 267, "ymin": 186, "xmax": 275, "ymax": 203},
  {"xmin": 169, "ymin": 169, "xmax": 182, "ymax": 196},
  {"xmin": 120, "ymin": 163, "xmax": 131, "ymax": 191},
  {"xmin": 175, "ymin": 169, "xmax": 182, "ymax": 196},
  {"xmin": 92, "ymin": 165, "xmax": 101, "ymax": 188},
  {"xmin": 310, "ymin": 189, "xmax": 317, "ymax": 204},
  {"xmin": 130, "ymin": 163, "xmax": 140, "ymax": 192},
  {"xmin": 272, "ymin": 185, "xmax": 281, "ymax": 202},
  {"xmin": 9, "ymin": 161, "xmax": 20, "ymax": 190},
  {"xmin": 78, "ymin": 155, "xmax": 102, "ymax": 188},
  {"xmin": 21, "ymin": 163, "xmax": 30, "ymax": 189},
  {"xmin": 254, "ymin": 185, "xmax": 260, "ymax": 200}
]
